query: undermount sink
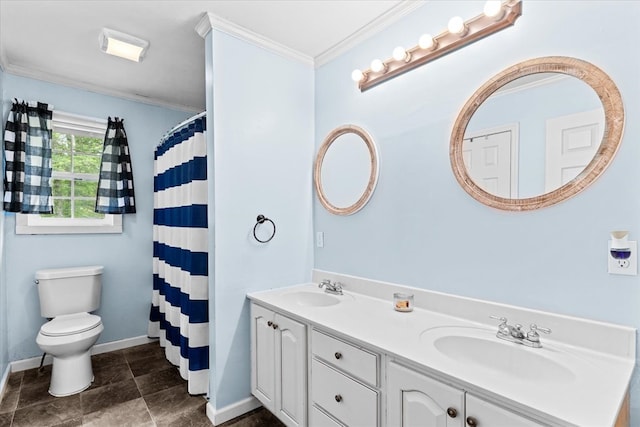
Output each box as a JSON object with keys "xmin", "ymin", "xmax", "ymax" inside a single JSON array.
[
  {"xmin": 420, "ymin": 327, "xmax": 576, "ymax": 383},
  {"xmin": 281, "ymin": 290, "xmax": 353, "ymax": 307}
]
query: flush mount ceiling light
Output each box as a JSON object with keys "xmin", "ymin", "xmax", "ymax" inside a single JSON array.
[
  {"xmin": 352, "ymin": 0, "xmax": 522, "ymax": 91},
  {"xmin": 98, "ymin": 28, "xmax": 149, "ymax": 62}
]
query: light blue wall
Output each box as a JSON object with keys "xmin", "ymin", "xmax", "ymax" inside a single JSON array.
[
  {"xmin": 1, "ymin": 74, "xmax": 193, "ymax": 361},
  {"xmin": 205, "ymin": 30, "xmax": 314, "ymax": 408},
  {"xmin": 314, "ymin": 0, "xmax": 640, "ymax": 421},
  {"xmin": 0, "ymin": 66, "xmax": 7, "ymax": 378}
]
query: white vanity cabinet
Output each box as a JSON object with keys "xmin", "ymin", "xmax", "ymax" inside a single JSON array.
[
  {"xmin": 251, "ymin": 303, "xmax": 307, "ymax": 427},
  {"xmin": 387, "ymin": 361, "xmax": 544, "ymax": 427},
  {"xmin": 310, "ymin": 329, "xmax": 380, "ymax": 427}
]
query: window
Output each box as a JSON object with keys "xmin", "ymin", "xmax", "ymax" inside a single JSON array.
[{"xmin": 16, "ymin": 111, "xmax": 122, "ymax": 234}]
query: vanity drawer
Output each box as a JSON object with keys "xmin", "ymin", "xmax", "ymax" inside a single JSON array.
[
  {"xmin": 312, "ymin": 329, "xmax": 378, "ymax": 386},
  {"xmin": 310, "ymin": 405, "xmax": 344, "ymax": 427},
  {"xmin": 311, "ymin": 359, "xmax": 378, "ymax": 427}
]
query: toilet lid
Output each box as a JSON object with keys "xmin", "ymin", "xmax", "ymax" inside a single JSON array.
[{"xmin": 40, "ymin": 313, "xmax": 102, "ymax": 337}]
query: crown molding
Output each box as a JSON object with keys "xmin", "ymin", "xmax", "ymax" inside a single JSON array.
[
  {"xmin": 196, "ymin": 12, "xmax": 314, "ymax": 67},
  {"xmin": 314, "ymin": 0, "xmax": 426, "ymax": 67},
  {"xmin": 2, "ymin": 63, "xmax": 201, "ymax": 113}
]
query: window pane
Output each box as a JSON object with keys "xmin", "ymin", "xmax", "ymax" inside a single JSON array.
[
  {"xmin": 52, "ymin": 132, "xmax": 72, "ymax": 152},
  {"xmin": 74, "ymin": 180, "xmax": 97, "ymax": 198},
  {"xmin": 73, "ymin": 154, "xmax": 101, "ymax": 174},
  {"xmin": 52, "ymin": 179, "xmax": 71, "ymax": 197},
  {"xmin": 74, "ymin": 200, "xmax": 103, "ymax": 219},
  {"xmin": 74, "ymin": 136, "xmax": 103, "ymax": 155},
  {"xmin": 50, "ymin": 199, "xmax": 71, "ymax": 218},
  {"xmin": 52, "ymin": 151, "xmax": 72, "ymax": 172}
]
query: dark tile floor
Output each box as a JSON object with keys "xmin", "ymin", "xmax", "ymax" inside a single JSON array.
[{"xmin": 0, "ymin": 341, "xmax": 283, "ymax": 427}]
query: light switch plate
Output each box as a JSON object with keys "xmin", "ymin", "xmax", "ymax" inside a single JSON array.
[
  {"xmin": 316, "ymin": 232, "xmax": 324, "ymax": 248},
  {"xmin": 608, "ymin": 240, "xmax": 637, "ymax": 275}
]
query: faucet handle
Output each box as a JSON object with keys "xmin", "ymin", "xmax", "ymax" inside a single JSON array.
[
  {"xmin": 318, "ymin": 279, "xmax": 331, "ymax": 288},
  {"xmin": 527, "ymin": 324, "xmax": 551, "ymax": 343},
  {"xmin": 489, "ymin": 315, "xmax": 507, "ymax": 325},
  {"xmin": 529, "ymin": 324, "xmax": 551, "ymax": 334}
]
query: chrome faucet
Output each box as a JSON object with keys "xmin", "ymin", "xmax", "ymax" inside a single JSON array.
[
  {"xmin": 490, "ymin": 316, "xmax": 551, "ymax": 348},
  {"xmin": 318, "ymin": 279, "xmax": 343, "ymax": 295}
]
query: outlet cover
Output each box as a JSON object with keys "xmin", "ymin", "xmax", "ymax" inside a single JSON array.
[{"xmin": 608, "ymin": 240, "xmax": 637, "ymax": 275}]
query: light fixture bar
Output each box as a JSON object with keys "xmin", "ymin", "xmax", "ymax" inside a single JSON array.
[{"xmin": 357, "ymin": 0, "xmax": 522, "ymax": 92}]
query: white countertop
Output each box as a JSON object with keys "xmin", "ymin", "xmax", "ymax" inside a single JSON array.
[{"xmin": 248, "ymin": 274, "xmax": 636, "ymax": 427}]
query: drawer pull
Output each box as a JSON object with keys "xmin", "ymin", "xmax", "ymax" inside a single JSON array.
[
  {"xmin": 267, "ymin": 321, "xmax": 273, "ymax": 327},
  {"xmin": 334, "ymin": 352, "xmax": 342, "ymax": 360},
  {"xmin": 272, "ymin": 323, "xmax": 279, "ymax": 330},
  {"xmin": 447, "ymin": 407, "xmax": 457, "ymax": 418},
  {"xmin": 334, "ymin": 394, "xmax": 342, "ymax": 403},
  {"xmin": 466, "ymin": 416, "xmax": 478, "ymax": 426}
]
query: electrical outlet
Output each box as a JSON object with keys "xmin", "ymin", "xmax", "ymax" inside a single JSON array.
[
  {"xmin": 316, "ymin": 232, "xmax": 324, "ymax": 248},
  {"xmin": 608, "ymin": 240, "xmax": 637, "ymax": 275}
]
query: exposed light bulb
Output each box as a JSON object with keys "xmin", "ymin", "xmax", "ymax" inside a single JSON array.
[
  {"xmin": 392, "ymin": 46, "xmax": 410, "ymax": 62},
  {"xmin": 351, "ymin": 69, "xmax": 364, "ymax": 82},
  {"xmin": 483, "ymin": 1, "xmax": 504, "ymax": 19},
  {"xmin": 418, "ymin": 34, "xmax": 436, "ymax": 50},
  {"xmin": 448, "ymin": 16, "xmax": 467, "ymax": 35},
  {"xmin": 370, "ymin": 59, "xmax": 385, "ymax": 73}
]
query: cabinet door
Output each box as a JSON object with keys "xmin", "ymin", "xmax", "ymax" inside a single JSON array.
[
  {"xmin": 275, "ymin": 312, "xmax": 307, "ymax": 427},
  {"xmin": 466, "ymin": 394, "xmax": 545, "ymax": 427},
  {"xmin": 387, "ymin": 361, "xmax": 464, "ymax": 427},
  {"xmin": 251, "ymin": 304, "xmax": 276, "ymax": 411}
]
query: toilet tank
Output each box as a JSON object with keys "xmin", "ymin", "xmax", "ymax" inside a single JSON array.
[{"xmin": 36, "ymin": 266, "xmax": 103, "ymax": 318}]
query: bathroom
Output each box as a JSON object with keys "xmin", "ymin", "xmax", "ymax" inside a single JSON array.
[{"xmin": 0, "ymin": 0, "xmax": 638, "ymax": 426}]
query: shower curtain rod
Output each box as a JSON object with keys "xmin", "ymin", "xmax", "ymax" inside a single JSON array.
[{"xmin": 159, "ymin": 111, "xmax": 206, "ymax": 145}]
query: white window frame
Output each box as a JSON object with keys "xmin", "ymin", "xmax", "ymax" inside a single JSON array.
[{"xmin": 16, "ymin": 111, "xmax": 122, "ymax": 235}]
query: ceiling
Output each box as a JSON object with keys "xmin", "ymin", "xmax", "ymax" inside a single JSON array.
[{"xmin": 0, "ymin": 0, "xmax": 423, "ymax": 112}]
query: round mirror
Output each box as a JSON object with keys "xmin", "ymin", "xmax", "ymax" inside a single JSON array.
[
  {"xmin": 314, "ymin": 125, "xmax": 379, "ymax": 215},
  {"xmin": 450, "ymin": 57, "xmax": 624, "ymax": 211}
]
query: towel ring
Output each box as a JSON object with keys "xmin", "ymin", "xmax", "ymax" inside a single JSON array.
[{"xmin": 253, "ymin": 215, "xmax": 276, "ymax": 243}]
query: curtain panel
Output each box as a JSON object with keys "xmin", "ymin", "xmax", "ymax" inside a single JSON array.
[
  {"xmin": 148, "ymin": 115, "xmax": 209, "ymax": 395},
  {"xmin": 95, "ymin": 117, "xmax": 136, "ymax": 214},
  {"xmin": 3, "ymin": 100, "xmax": 54, "ymax": 213}
]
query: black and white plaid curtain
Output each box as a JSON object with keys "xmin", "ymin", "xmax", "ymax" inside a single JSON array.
[
  {"xmin": 95, "ymin": 117, "xmax": 136, "ymax": 214},
  {"xmin": 3, "ymin": 100, "xmax": 54, "ymax": 213}
]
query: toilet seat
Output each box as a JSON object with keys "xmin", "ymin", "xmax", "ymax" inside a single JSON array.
[{"xmin": 40, "ymin": 313, "xmax": 102, "ymax": 337}]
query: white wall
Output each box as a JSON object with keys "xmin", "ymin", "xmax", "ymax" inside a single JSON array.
[
  {"xmin": 204, "ymin": 29, "xmax": 314, "ymax": 408},
  {"xmin": 314, "ymin": 0, "xmax": 640, "ymax": 421},
  {"xmin": 1, "ymin": 74, "xmax": 193, "ymax": 361}
]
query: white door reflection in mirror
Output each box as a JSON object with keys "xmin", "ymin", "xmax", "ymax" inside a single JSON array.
[
  {"xmin": 463, "ymin": 124, "xmax": 519, "ymax": 199},
  {"xmin": 545, "ymin": 108, "xmax": 604, "ymax": 192},
  {"xmin": 314, "ymin": 125, "xmax": 379, "ymax": 216},
  {"xmin": 321, "ymin": 133, "xmax": 371, "ymax": 209}
]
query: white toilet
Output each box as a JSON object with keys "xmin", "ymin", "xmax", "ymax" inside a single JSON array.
[{"xmin": 35, "ymin": 265, "xmax": 104, "ymax": 397}]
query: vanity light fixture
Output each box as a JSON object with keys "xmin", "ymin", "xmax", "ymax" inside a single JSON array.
[
  {"xmin": 99, "ymin": 28, "xmax": 149, "ymax": 62},
  {"xmin": 353, "ymin": 0, "xmax": 522, "ymax": 91}
]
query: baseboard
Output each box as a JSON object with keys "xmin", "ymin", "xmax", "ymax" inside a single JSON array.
[
  {"xmin": 206, "ymin": 396, "xmax": 262, "ymax": 425},
  {"xmin": 9, "ymin": 335, "xmax": 156, "ymax": 372}
]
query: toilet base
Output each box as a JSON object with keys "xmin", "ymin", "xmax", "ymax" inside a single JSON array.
[{"xmin": 49, "ymin": 351, "xmax": 94, "ymax": 397}]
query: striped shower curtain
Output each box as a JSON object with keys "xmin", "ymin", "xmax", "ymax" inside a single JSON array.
[{"xmin": 148, "ymin": 115, "xmax": 208, "ymax": 395}]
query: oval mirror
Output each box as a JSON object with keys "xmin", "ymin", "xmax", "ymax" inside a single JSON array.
[
  {"xmin": 450, "ymin": 57, "xmax": 624, "ymax": 211},
  {"xmin": 314, "ymin": 125, "xmax": 379, "ymax": 215}
]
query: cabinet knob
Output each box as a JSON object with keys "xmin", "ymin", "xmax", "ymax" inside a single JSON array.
[
  {"xmin": 334, "ymin": 394, "xmax": 342, "ymax": 403},
  {"xmin": 334, "ymin": 352, "xmax": 342, "ymax": 360},
  {"xmin": 272, "ymin": 323, "xmax": 278, "ymax": 330},
  {"xmin": 466, "ymin": 416, "xmax": 478, "ymax": 426},
  {"xmin": 447, "ymin": 407, "xmax": 458, "ymax": 418},
  {"xmin": 267, "ymin": 321, "xmax": 273, "ymax": 327}
]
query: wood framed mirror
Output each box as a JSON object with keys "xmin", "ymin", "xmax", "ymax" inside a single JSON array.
[
  {"xmin": 450, "ymin": 56, "xmax": 624, "ymax": 211},
  {"xmin": 314, "ymin": 124, "xmax": 379, "ymax": 215}
]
